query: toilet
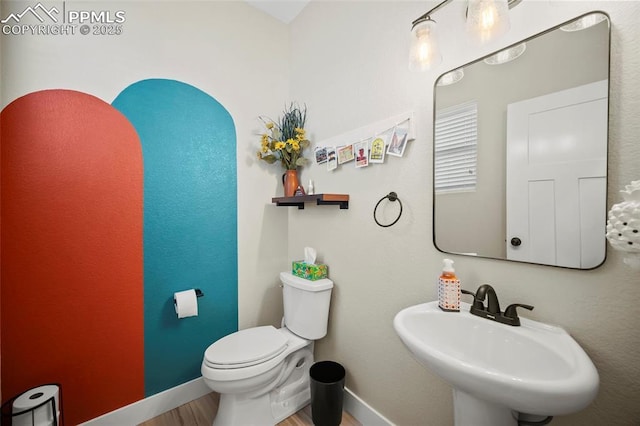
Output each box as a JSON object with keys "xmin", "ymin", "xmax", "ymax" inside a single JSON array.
[{"xmin": 201, "ymin": 271, "xmax": 334, "ymax": 426}]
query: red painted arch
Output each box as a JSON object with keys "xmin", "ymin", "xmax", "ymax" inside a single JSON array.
[{"xmin": 1, "ymin": 90, "xmax": 144, "ymax": 424}]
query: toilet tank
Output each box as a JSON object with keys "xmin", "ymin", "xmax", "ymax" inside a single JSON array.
[{"xmin": 280, "ymin": 271, "xmax": 333, "ymax": 340}]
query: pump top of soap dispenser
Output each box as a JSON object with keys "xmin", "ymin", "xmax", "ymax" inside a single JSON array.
[{"xmin": 442, "ymin": 259, "xmax": 456, "ymax": 277}]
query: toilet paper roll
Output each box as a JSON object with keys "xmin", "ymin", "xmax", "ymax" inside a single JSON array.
[
  {"xmin": 12, "ymin": 384, "xmax": 60, "ymax": 426},
  {"xmin": 174, "ymin": 289, "xmax": 198, "ymax": 318}
]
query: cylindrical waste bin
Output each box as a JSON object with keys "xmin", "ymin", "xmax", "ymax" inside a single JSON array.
[{"xmin": 309, "ymin": 361, "xmax": 345, "ymax": 426}]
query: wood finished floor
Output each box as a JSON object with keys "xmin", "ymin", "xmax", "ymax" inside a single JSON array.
[{"xmin": 138, "ymin": 392, "xmax": 361, "ymax": 426}]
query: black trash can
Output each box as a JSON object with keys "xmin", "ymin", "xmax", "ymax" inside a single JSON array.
[{"xmin": 309, "ymin": 361, "xmax": 346, "ymax": 426}]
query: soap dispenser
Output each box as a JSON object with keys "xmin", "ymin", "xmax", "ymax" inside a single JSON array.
[{"xmin": 438, "ymin": 258, "xmax": 460, "ymax": 311}]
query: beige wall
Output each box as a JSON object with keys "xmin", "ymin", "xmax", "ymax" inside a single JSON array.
[{"xmin": 288, "ymin": 1, "xmax": 640, "ymax": 425}]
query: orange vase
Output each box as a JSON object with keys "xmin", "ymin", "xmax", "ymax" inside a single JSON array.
[{"xmin": 283, "ymin": 169, "xmax": 299, "ymax": 197}]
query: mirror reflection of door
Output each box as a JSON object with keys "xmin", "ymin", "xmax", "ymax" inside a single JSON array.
[
  {"xmin": 506, "ymin": 80, "xmax": 608, "ymax": 268},
  {"xmin": 433, "ymin": 12, "xmax": 610, "ymax": 269}
]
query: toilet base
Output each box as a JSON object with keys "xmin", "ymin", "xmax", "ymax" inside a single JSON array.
[
  {"xmin": 212, "ymin": 347, "xmax": 313, "ymax": 426},
  {"xmin": 213, "ymin": 387, "xmax": 310, "ymax": 426}
]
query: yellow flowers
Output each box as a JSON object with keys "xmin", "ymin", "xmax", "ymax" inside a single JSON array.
[
  {"xmin": 260, "ymin": 135, "xmax": 269, "ymax": 153},
  {"xmin": 283, "ymin": 138, "xmax": 298, "ymax": 152},
  {"xmin": 255, "ymin": 103, "xmax": 311, "ymax": 170}
]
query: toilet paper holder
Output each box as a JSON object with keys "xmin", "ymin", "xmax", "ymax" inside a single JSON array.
[
  {"xmin": 1, "ymin": 383, "xmax": 63, "ymax": 426},
  {"xmin": 195, "ymin": 289, "xmax": 204, "ymax": 297}
]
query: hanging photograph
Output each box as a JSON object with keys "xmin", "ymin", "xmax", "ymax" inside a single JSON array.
[
  {"xmin": 327, "ymin": 147, "xmax": 338, "ymax": 171},
  {"xmin": 337, "ymin": 144, "xmax": 355, "ymax": 164},
  {"xmin": 354, "ymin": 140, "xmax": 369, "ymax": 168},
  {"xmin": 369, "ymin": 135, "xmax": 387, "ymax": 163},
  {"xmin": 315, "ymin": 147, "xmax": 328, "ymax": 164},
  {"xmin": 387, "ymin": 126, "xmax": 409, "ymax": 157}
]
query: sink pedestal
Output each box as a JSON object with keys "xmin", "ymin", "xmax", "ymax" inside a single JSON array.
[
  {"xmin": 453, "ymin": 389, "xmax": 516, "ymax": 426},
  {"xmin": 452, "ymin": 390, "xmax": 551, "ymax": 426}
]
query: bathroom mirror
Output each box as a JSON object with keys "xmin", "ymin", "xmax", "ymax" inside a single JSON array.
[{"xmin": 433, "ymin": 12, "xmax": 610, "ymax": 269}]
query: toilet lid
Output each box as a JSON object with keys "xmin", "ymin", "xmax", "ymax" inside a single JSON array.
[{"xmin": 204, "ymin": 326, "xmax": 288, "ymax": 369}]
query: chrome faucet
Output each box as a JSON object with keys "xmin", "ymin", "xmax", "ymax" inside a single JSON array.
[{"xmin": 462, "ymin": 284, "xmax": 534, "ymax": 326}]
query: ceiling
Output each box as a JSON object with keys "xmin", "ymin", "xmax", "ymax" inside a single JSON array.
[{"xmin": 245, "ymin": 0, "xmax": 311, "ymax": 23}]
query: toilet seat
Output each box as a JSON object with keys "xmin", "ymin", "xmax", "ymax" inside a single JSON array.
[
  {"xmin": 202, "ymin": 327, "xmax": 310, "ymax": 383},
  {"xmin": 204, "ymin": 326, "xmax": 288, "ymax": 369}
]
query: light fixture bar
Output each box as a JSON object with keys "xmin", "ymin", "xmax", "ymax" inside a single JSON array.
[
  {"xmin": 412, "ymin": 0, "xmax": 454, "ymax": 28},
  {"xmin": 412, "ymin": 0, "xmax": 520, "ymax": 28}
]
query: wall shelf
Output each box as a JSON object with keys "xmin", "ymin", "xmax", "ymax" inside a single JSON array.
[{"xmin": 272, "ymin": 193, "xmax": 349, "ymax": 209}]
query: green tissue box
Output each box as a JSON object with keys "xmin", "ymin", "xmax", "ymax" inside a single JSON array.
[{"xmin": 292, "ymin": 261, "xmax": 328, "ymax": 281}]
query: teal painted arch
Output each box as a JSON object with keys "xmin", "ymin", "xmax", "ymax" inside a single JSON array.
[{"xmin": 112, "ymin": 79, "xmax": 238, "ymax": 396}]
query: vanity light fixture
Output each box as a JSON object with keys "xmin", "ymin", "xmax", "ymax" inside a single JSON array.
[
  {"xmin": 483, "ymin": 42, "xmax": 526, "ymax": 65},
  {"xmin": 409, "ymin": 0, "xmax": 522, "ymax": 71}
]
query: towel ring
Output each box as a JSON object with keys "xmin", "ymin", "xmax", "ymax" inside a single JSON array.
[{"xmin": 374, "ymin": 192, "xmax": 403, "ymax": 228}]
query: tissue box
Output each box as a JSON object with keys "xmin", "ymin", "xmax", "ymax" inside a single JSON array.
[{"xmin": 292, "ymin": 261, "xmax": 328, "ymax": 281}]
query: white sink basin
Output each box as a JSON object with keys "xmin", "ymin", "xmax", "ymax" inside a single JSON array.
[{"xmin": 394, "ymin": 302, "xmax": 598, "ymax": 421}]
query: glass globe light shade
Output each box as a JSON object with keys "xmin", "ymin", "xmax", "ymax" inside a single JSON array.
[
  {"xmin": 466, "ymin": 0, "xmax": 510, "ymax": 44},
  {"xmin": 409, "ymin": 18, "xmax": 442, "ymax": 72}
]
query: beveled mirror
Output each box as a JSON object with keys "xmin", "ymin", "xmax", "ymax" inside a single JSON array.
[{"xmin": 433, "ymin": 12, "xmax": 610, "ymax": 269}]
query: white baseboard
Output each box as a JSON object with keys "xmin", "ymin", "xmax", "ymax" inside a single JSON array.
[
  {"xmin": 78, "ymin": 377, "xmax": 210, "ymax": 426},
  {"xmin": 344, "ymin": 387, "xmax": 395, "ymax": 426},
  {"xmin": 79, "ymin": 379, "xmax": 393, "ymax": 426}
]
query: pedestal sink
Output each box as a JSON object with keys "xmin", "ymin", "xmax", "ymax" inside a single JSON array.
[{"xmin": 393, "ymin": 302, "xmax": 599, "ymax": 426}]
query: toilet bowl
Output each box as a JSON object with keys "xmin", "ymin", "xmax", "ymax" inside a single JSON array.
[{"xmin": 201, "ymin": 272, "xmax": 334, "ymax": 426}]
